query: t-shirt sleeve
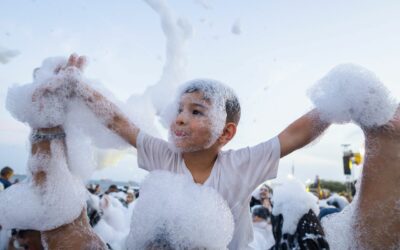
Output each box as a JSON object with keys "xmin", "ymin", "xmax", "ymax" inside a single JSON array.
[
  {"xmin": 136, "ymin": 131, "xmax": 177, "ymax": 172},
  {"xmin": 227, "ymin": 136, "xmax": 280, "ymax": 196}
]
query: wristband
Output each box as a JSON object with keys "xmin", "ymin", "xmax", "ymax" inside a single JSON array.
[{"xmin": 31, "ymin": 130, "xmax": 66, "ymax": 143}]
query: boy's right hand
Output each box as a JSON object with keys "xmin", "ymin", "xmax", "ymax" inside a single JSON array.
[
  {"xmin": 32, "ymin": 54, "xmax": 87, "ymax": 103},
  {"xmin": 55, "ymin": 53, "xmax": 87, "ymax": 74}
]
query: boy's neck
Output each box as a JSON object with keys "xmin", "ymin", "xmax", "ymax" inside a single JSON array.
[{"xmin": 182, "ymin": 145, "xmax": 220, "ymax": 184}]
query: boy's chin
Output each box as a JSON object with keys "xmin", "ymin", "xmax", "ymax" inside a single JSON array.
[{"xmin": 167, "ymin": 141, "xmax": 207, "ymax": 153}]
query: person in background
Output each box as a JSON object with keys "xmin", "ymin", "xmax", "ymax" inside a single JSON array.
[
  {"xmin": 105, "ymin": 184, "xmax": 119, "ymax": 195},
  {"xmin": 250, "ymin": 184, "xmax": 273, "ymax": 211},
  {"xmin": 126, "ymin": 190, "xmax": 135, "ymax": 205},
  {"xmin": 0, "ymin": 166, "xmax": 14, "ymax": 189},
  {"xmin": 7, "ymin": 230, "xmax": 43, "ymax": 250},
  {"xmin": 250, "ymin": 205, "xmax": 275, "ymax": 249}
]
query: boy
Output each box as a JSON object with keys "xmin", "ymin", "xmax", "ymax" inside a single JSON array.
[{"xmin": 41, "ymin": 54, "xmax": 330, "ymax": 249}]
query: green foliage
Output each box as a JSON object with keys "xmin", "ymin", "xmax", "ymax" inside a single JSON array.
[{"xmin": 319, "ymin": 180, "xmax": 347, "ymax": 193}]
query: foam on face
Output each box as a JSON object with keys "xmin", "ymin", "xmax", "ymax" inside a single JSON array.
[
  {"xmin": 0, "ymin": 140, "xmax": 86, "ymax": 231},
  {"xmin": 271, "ymin": 179, "xmax": 319, "ymax": 235},
  {"xmin": 125, "ymin": 171, "xmax": 234, "ymax": 249},
  {"xmin": 308, "ymin": 64, "xmax": 398, "ymax": 127},
  {"xmin": 166, "ymin": 78, "xmax": 238, "ymax": 153}
]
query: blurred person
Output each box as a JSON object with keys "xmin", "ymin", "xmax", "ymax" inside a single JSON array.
[
  {"xmin": 126, "ymin": 190, "xmax": 135, "ymax": 205},
  {"xmin": 250, "ymin": 184, "xmax": 272, "ymax": 211},
  {"xmin": 326, "ymin": 193, "xmax": 349, "ymax": 211},
  {"xmin": 354, "ymin": 107, "xmax": 400, "ymax": 248},
  {"xmin": 270, "ymin": 209, "xmax": 329, "ymax": 250},
  {"xmin": 319, "ymin": 193, "xmax": 349, "ymax": 220},
  {"xmin": 105, "ymin": 184, "xmax": 119, "ymax": 194},
  {"xmin": 7, "ymin": 230, "xmax": 43, "ymax": 250},
  {"xmin": 249, "ymin": 205, "xmax": 274, "ymax": 249},
  {"xmin": 0, "ymin": 166, "xmax": 14, "ymax": 189},
  {"xmin": 27, "ymin": 127, "xmax": 107, "ymax": 249}
]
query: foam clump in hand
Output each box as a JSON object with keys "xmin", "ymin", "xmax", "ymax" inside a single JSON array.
[
  {"xmin": 308, "ymin": 64, "xmax": 398, "ymax": 127},
  {"xmin": 0, "ymin": 140, "xmax": 86, "ymax": 231},
  {"xmin": 6, "ymin": 57, "xmax": 81, "ymax": 129},
  {"xmin": 272, "ymin": 179, "xmax": 319, "ymax": 235},
  {"xmin": 125, "ymin": 171, "xmax": 234, "ymax": 250},
  {"xmin": 6, "ymin": 56, "xmax": 130, "ymax": 181}
]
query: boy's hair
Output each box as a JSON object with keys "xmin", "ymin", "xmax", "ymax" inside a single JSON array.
[
  {"xmin": 1, "ymin": 166, "xmax": 13, "ymax": 178},
  {"xmin": 181, "ymin": 79, "xmax": 241, "ymax": 125}
]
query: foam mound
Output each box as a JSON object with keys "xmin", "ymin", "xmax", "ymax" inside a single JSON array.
[
  {"xmin": 271, "ymin": 179, "xmax": 319, "ymax": 235},
  {"xmin": 0, "ymin": 140, "xmax": 86, "ymax": 230},
  {"xmin": 308, "ymin": 64, "xmax": 397, "ymax": 127},
  {"xmin": 125, "ymin": 171, "xmax": 234, "ymax": 250}
]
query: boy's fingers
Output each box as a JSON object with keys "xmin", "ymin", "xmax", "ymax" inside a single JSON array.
[
  {"xmin": 76, "ymin": 56, "xmax": 87, "ymax": 71},
  {"xmin": 67, "ymin": 53, "xmax": 79, "ymax": 67}
]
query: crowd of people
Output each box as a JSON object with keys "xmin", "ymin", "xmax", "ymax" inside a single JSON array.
[
  {"xmin": 1, "ymin": 54, "xmax": 398, "ymax": 249},
  {"xmin": 1, "ymin": 164, "xmax": 353, "ymax": 250}
]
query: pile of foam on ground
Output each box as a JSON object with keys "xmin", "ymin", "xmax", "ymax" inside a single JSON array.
[
  {"xmin": 125, "ymin": 171, "xmax": 234, "ymax": 250},
  {"xmin": 308, "ymin": 64, "xmax": 398, "ymax": 127},
  {"xmin": 0, "ymin": 140, "xmax": 86, "ymax": 230},
  {"xmin": 271, "ymin": 179, "xmax": 319, "ymax": 235}
]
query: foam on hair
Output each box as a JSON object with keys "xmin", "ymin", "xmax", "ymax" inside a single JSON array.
[{"xmin": 164, "ymin": 78, "xmax": 240, "ymax": 153}]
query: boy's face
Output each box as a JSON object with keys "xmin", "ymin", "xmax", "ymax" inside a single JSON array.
[{"xmin": 170, "ymin": 91, "xmax": 218, "ymax": 152}]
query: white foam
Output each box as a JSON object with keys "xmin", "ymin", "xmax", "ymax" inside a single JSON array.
[
  {"xmin": 6, "ymin": 57, "xmax": 132, "ymax": 180},
  {"xmin": 125, "ymin": 171, "xmax": 234, "ymax": 249},
  {"xmin": 6, "ymin": 57, "xmax": 73, "ymax": 129},
  {"xmin": 326, "ymin": 193, "xmax": 349, "ymax": 211},
  {"xmin": 142, "ymin": 0, "xmax": 191, "ymax": 118},
  {"xmin": 0, "ymin": 140, "xmax": 86, "ymax": 231},
  {"xmin": 308, "ymin": 64, "xmax": 398, "ymax": 127},
  {"xmin": 322, "ymin": 201, "xmax": 357, "ymax": 250},
  {"xmin": 271, "ymin": 179, "xmax": 319, "ymax": 234}
]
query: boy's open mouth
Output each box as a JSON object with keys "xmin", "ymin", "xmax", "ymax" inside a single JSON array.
[{"xmin": 174, "ymin": 130, "xmax": 188, "ymax": 137}]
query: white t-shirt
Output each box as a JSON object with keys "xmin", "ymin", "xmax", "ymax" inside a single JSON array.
[{"xmin": 136, "ymin": 132, "xmax": 280, "ymax": 250}]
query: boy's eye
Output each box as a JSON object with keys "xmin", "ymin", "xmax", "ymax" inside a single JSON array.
[
  {"xmin": 178, "ymin": 108, "xmax": 183, "ymax": 113},
  {"xmin": 192, "ymin": 110, "xmax": 203, "ymax": 115}
]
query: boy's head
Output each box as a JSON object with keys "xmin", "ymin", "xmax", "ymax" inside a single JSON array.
[
  {"xmin": 0, "ymin": 166, "xmax": 13, "ymax": 180},
  {"xmin": 168, "ymin": 79, "xmax": 241, "ymax": 152}
]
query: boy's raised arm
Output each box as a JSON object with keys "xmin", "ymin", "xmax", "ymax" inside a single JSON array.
[
  {"xmin": 64, "ymin": 54, "xmax": 140, "ymax": 147},
  {"xmin": 76, "ymin": 83, "xmax": 140, "ymax": 147},
  {"xmin": 278, "ymin": 109, "xmax": 330, "ymax": 158}
]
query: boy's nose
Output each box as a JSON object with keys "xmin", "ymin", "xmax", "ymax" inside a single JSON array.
[{"xmin": 175, "ymin": 112, "xmax": 186, "ymax": 125}]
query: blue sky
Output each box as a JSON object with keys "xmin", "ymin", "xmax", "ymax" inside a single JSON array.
[{"xmin": 1, "ymin": 0, "xmax": 399, "ymax": 183}]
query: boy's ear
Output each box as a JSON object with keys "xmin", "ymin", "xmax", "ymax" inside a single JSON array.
[{"xmin": 218, "ymin": 122, "xmax": 237, "ymax": 145}]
